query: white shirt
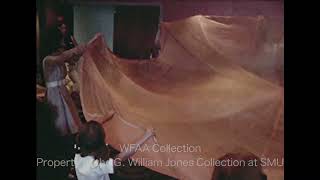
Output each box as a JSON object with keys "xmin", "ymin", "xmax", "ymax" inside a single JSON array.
[{"xmin": 74, "ymin": 154, "xmax": 114, "ymax": 180}]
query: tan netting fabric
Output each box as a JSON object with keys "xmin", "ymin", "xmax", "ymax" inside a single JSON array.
[{"xmin": 79, "ymin": 15, "xmax": 283, "ymax": 180}]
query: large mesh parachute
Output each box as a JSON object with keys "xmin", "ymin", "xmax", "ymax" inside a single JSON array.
[{"xmin": 79, "ymin": 15, "xmax": 283, "ymax": 180}]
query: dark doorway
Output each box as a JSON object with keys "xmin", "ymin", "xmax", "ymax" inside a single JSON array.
[{"xmin": 113, "ymin": 5, "xmax": 160, "ymax": 59}]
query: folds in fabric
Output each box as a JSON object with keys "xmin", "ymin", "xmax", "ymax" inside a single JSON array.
[{"xmin": 79, "ymin": 15, "xmax": 283, "ymax": 180}]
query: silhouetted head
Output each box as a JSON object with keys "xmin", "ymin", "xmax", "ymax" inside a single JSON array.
[
  {"xmin": 45, "ymin": 25, "xmax": 65, "ymax": 56},
  {"xmin": 57, "ymin": 16, "xmax": 68, "ymax": 36},
  {"xmin": 58, "ymin": 23, "xmax": 68, "ymax": 37},
  {"xmin": 76, "ymin": 121, "xmax": 110, "ymax": 162},
  {"xmin": 212, "ymin": 151, "xmax": 267, "ymax": 180}
]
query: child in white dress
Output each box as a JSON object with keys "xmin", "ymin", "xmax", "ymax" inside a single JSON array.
[{"xmin": 74, "ymin": 120, "xmax": 155, "ymax": 180}]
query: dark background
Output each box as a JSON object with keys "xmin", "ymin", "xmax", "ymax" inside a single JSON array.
[{"xmin": 113, "ymin": 5, "xmax": 160, "ymax": 59}]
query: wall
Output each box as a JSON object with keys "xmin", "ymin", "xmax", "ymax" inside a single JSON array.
[
  {"xmin": 70, "ymin": 0, "xmax": 283, "ymax": 52},
  {"xmin": 73, "ymin": 5, "xmax": 114, "ymax": 50},
  {"xmin": 69, "ymin": 0, "xmax": 283, "ymax": 21},
  {"xmin": 162, "ymin": 0, "xmax": 283, "ymax": 21}
]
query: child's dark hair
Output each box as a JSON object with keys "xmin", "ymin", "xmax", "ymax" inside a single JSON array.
[
  {"xmin": 212, "ymin": 151, "xmax": 267, "ymax": 180},
  {"xmin": 76, "ymin": 121, "xmax": 110, "ymax": 162},
  {"xmin": 44, "ymin": 26, "xmax": 62, "ymax": 56}
]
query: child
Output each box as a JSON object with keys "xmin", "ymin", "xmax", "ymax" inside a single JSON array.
[{"xmin": 74, "ymin": 120, "xmax": 155, "ymax": 180}]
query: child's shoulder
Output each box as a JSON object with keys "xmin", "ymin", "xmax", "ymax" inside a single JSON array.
[
  {"xmin": 75, "ymin": 154, "xmax": 113, "ymax": 163},
  {"xmin": 74, "ymin": 153, "xmax": 95, "ymax": 163}
]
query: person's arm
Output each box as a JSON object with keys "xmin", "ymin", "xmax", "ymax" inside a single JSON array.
[
  {"xmin": 67, "ymin": 59, "xmax": 81, "ymax": 92},
  {"xmin": 71, "ymin": 35, "xmax": 79, "ymax": 46},
  {"xmin": 68, "ymin": 65, "xmax": 80, "ymax": 83},
  {"xmin": 45, "ymin": 44, "xmax": 86, "ymax": 65},
  {"xmin": 114, "ymin": 128, "xmax": 155, "ymax": 164},
  {"xmin": 67, "ymin": 36, "xmax": 81, "ymax": 88}
]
